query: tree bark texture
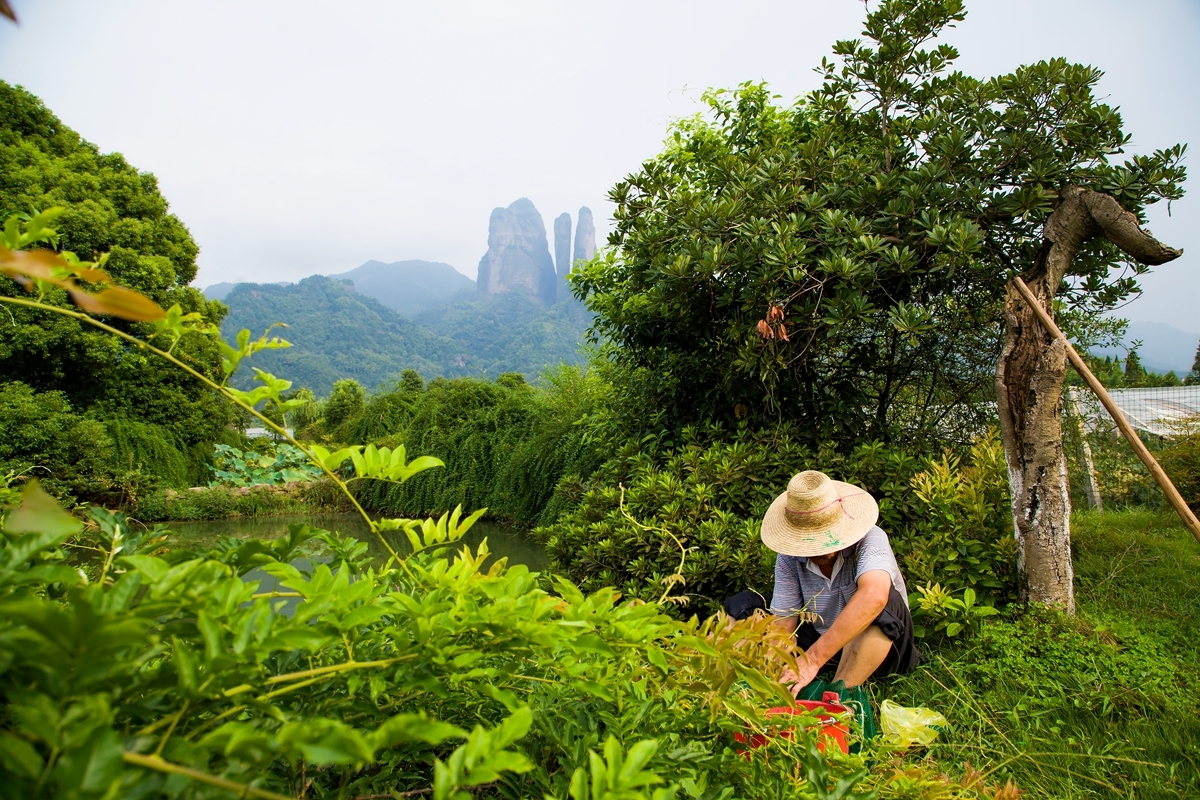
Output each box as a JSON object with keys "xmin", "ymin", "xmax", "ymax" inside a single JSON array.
[{"xmin": 995, "ymin": 187, "xmax": 1182, "ymax": 611}]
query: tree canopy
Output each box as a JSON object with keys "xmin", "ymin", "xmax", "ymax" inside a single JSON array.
[
  {"xmin": 0, "ymin": 81, "xmax": 233, "ymax": 490},
  {"xmin": 575, "ymin": 0, "xmax": 1185, "ymax": 448}
]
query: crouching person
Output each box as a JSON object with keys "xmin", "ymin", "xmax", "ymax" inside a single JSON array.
[{"xmin": 726, "ymin": 470, "xmax": 919, "ymax": 694}]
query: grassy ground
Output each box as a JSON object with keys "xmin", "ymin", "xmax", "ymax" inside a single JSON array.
[{"xmin": 880, "ymin": 509, "xmax": 1200, "ymax": 798}]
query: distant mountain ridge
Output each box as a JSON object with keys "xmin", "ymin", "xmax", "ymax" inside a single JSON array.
[
  {"xmin": 219, "ymin": 276, "xmax": 590, "ymax": 395},
  {"xmin": 326, "ymin": 259, "xmax": 474, "ymax": 317},
  {"xmin": 220, "ymin": 277, "xmax": 458, "ymax": 393},
  {"xmin": 205, "ymin": 197, "xmax": 598, "ymax": 395},
  {"xmin": 1090, "ymin": 321, "xmax": 1199, "ymax": 375},
  {"xmin": 205, "ymin": 280, "xmax": 291, "ymax": 301}
]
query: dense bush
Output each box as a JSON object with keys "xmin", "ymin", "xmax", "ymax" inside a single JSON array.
[
  {"xmin": 341, "ymin": 367, "xmax": 607, "ymax": 527},
  {"xmin": 322, "ymin": 377, "xmax": 367, "ymax": 434},
  {"xmin": 0, "ymin": 381, "xmax": 113, "ymax": 498},
  {"xmin": 536, "ymin": 426, "xmax": 1016, "ymax": 615},
  {"xmin": 0, "ymin": 381, "xmax": 215, "ymax": 504},
  {"xmin": 0, "ymin": 482, "xmax": 916, "ymax": 800},
  {"xmin": 1156, "ymin": 429, "xmax": 1200, "ymax": 510},
  {"xmin": 0, "ymin": 81, "xmax": 235, "ymax": 463}
]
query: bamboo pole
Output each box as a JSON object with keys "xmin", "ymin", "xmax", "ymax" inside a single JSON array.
[{"xmin": 1012, "ymin": 276, "xmax": 1200, "ymax": 544}]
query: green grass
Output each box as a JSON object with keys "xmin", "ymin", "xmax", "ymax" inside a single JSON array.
[
  {"xmin": 881, "ymin": 509, "xmax": 1200, "ymax": 798},
  {"xmin": 131, "ymin": 480, "xmax": 351, "ymax": 522}
]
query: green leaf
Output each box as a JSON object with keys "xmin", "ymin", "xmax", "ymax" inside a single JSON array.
[
  {"xmin": 370, "ymin": 713, "xmax": 466, "ymax": 750},
  {"xmin": 4, "ymin": 480, "xmax": 81, "ymax": 538},
  {"xmin": 50, "ymin": 726, "xmax": 123, "ymax": 794},
  {"xmin": 0, "ymin": 732, "xmax": 43, "ymax": 779},
  {"xmin": 493, "ymin": 707, "xmax": 533, "ymax": 749},
  {"xmin": 277, "ymin": 718, "xmax": 374, "ymax": 765}
]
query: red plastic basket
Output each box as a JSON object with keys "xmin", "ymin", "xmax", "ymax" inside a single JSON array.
[{"xmin": 734, "ymin": 691, "xmax": 851, "ymax": 755}]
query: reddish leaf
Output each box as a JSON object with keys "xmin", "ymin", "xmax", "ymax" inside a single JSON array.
[
  {"xmin": 69, "ymin": 286, "xmax": 166, "ymax": 321},
  {"xmin": 71, "ymin": 266, "xmax": 114, "ymax": 283},
  {"xmin": 0, "ymin": 247, "xmax": 63, "ymax": 284},
  {"xmin": 777, "ymin": 323, "xmax": 790, "ymax": 342},
  {"xmin": 756, "ymin": 319, "xmax": 774, "ymax": 340}
]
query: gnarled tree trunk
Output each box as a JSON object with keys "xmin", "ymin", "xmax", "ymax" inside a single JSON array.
[{"xmin": 995, "ymin": 187, "xmax": 1182, "ymax": 611}]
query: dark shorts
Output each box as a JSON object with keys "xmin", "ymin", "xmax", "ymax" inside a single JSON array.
[{"xmin": 723, "ymin": 587, "xmax": 919, "ymax": 680}]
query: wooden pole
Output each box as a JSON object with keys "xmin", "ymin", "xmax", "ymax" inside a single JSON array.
[{"xmin": 1012, "ymin": 276, "xmax": 1200, "ymax": 544}]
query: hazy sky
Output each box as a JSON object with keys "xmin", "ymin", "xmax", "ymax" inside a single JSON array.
[{"xmin": 1, "ymin": 0, "xmax": 1197, "ymax": 325}]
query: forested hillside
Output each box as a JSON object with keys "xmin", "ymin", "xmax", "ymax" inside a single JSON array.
[
  {"xmin": 220, "ymin": 275, "xmax": 590, "ymax": 394},
  {"xmin": 328, "ymin": 259, "xmax": 474, "ymax": 317},
  {"xmin": 414, "ymin": 291, "xmax": 593, "ymax": 378},
  {"xmin": 0, "ymin": 80, "xmax": 233, "ymax": 499}
]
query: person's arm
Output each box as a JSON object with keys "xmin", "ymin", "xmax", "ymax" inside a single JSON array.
[
  {"xmin": 789, "ymin": 570, "xmax": 891, "ymax": 690},
  {"xmin": 768, "ymin": 555, "xmax": 802, "ymax": 633}
]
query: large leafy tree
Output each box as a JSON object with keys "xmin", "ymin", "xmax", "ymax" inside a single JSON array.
[
  {"xmin": 576, "ymin": 0, "xmax": 1185, "ymax": 606},
  {"xmin": 0, "ymin": 81, "xmax": 232, "ymax": 479}
]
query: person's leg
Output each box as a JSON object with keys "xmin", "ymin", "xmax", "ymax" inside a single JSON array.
[
  {"xmin": 722, "ymin": 590, "xmax": 767, "ymax": 620},
  {"xmin": 831, "ymin": 624, "xmax": 893, "ymax": 687}
]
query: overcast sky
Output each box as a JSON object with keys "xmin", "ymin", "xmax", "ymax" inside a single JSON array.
[{"xmin": 1, "ymin": 0, "xmax": 1197, "ymax": 326}]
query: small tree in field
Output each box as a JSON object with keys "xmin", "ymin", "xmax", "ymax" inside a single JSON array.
[
  {"xmin": 576, "ymin": 0, "xmax": 1185, "ymax": 609},
  {"xmin": 1187, "ymin": 341, "xmax": 1200, "ymax": 385}
]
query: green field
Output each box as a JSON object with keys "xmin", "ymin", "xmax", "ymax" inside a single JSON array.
[{"xmin": 882, "ymin": 510, "xmax": 1200, "ymax": 798}]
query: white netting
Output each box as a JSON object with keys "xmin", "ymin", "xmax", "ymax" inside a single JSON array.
[{"xmin": 1073, "ymin": 385, "xmax": 1200, "ymax": 438}]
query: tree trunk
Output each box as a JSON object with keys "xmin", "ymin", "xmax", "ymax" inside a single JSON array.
[{"xmin": 995, "ymin": 187, "xmax": 1181, "ymax": 611}]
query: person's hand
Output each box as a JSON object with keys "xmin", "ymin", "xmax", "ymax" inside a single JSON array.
[{"xmin": 780, "ymin": 654, "xmax": 821, "ymax": 696}]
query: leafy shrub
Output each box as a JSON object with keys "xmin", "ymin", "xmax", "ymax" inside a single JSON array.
[
  {"xmin": 0, "ymin": 482, "xmax": 893, "ymax": 800},
  {"xmin": 1157, "ymin": 427, "xmax": 1200, "ymax": 509},
  {"xmin": 896, "ymin": 433, "xmax": 1018, "ymax": 596},
  {"xmin": 354, "ymin": 366, "xmax": 607, "ymax": 526},
  {"xmin": 208, "ymin": 443, "xmax": 323, "ymax": 487},
  {"xmin": 537, "ymin": 426, "xmax": 1016, "ymax": 614},
  {"xmin": 909, "ymin": 584, "xmax": 999, "ymax": 640},
  {"xmin": 0, "ymin": 381, "xmax": 114, "ymax": 500},
  {"xmin": 103, "ymin": 415, "xmax": 193, "ymax": 487},
  {"xmin": 0, "ymin": 381, "xmax": 223, "ymax": 507},
  {"xmin": 323, "ymin": 377, "xmax": 366, "ymax": 431}
]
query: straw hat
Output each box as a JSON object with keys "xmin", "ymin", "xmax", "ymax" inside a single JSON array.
[{"xmin": 760, "ymin": 470, "xmax": 878, "ymax": 557}]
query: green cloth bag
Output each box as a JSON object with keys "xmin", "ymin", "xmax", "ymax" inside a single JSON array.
[{"xmin": 797, "ymin": 679, "xmax": 877, "ymax": 750}]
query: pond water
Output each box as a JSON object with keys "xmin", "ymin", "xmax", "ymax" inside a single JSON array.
[{"xmin": 164, "ymin": 512, "xmax": 548, "ymax": 571}]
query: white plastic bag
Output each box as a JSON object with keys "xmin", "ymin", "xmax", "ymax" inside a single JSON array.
[{"xmin": 879, "ymin": 699, "xmax": 947, "ymax": 748}]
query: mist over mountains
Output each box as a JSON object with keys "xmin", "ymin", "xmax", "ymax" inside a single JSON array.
[
  {"xmin": 1091, "ymin": 321, "xmax": 1200, "ymax": 376},
  {"xmin": 328, "ymin": 260, "xmax": 474, "ymax": 317},
  {"xmin": 207, "ymin": 199, "xmax": 597, "ymax": 395}
]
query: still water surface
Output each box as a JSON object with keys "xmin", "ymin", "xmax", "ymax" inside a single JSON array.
[{"xmin": 166, "ymin": 513, "xmax": 548, "ymax": 571}]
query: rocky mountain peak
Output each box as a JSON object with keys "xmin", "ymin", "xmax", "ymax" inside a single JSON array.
[
  {"xmin": 477, "ymin": 198, "xmax": 558, "ymax": 305},
  {"xmin": 573, "ymin": 206, "xmax": 596, "ymax": 265},
  {"xmin": 554, "ymin": 212, "xmax": 572, "ymax": 296}
]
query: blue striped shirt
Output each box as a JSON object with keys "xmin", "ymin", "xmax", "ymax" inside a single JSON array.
[{"xmin": 769, "ymin": 526, "xmax": 908, "ymax": 634}]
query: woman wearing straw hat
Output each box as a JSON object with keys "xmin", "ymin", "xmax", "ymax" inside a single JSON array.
[{"xmin": 726, "ymin": 469, "xmax": 919, "ymax": 693}]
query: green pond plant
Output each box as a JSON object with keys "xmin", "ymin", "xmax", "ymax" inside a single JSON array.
[{"xmin": 208, "ymin": 443, "xmax": 325, "ymax": 489}]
